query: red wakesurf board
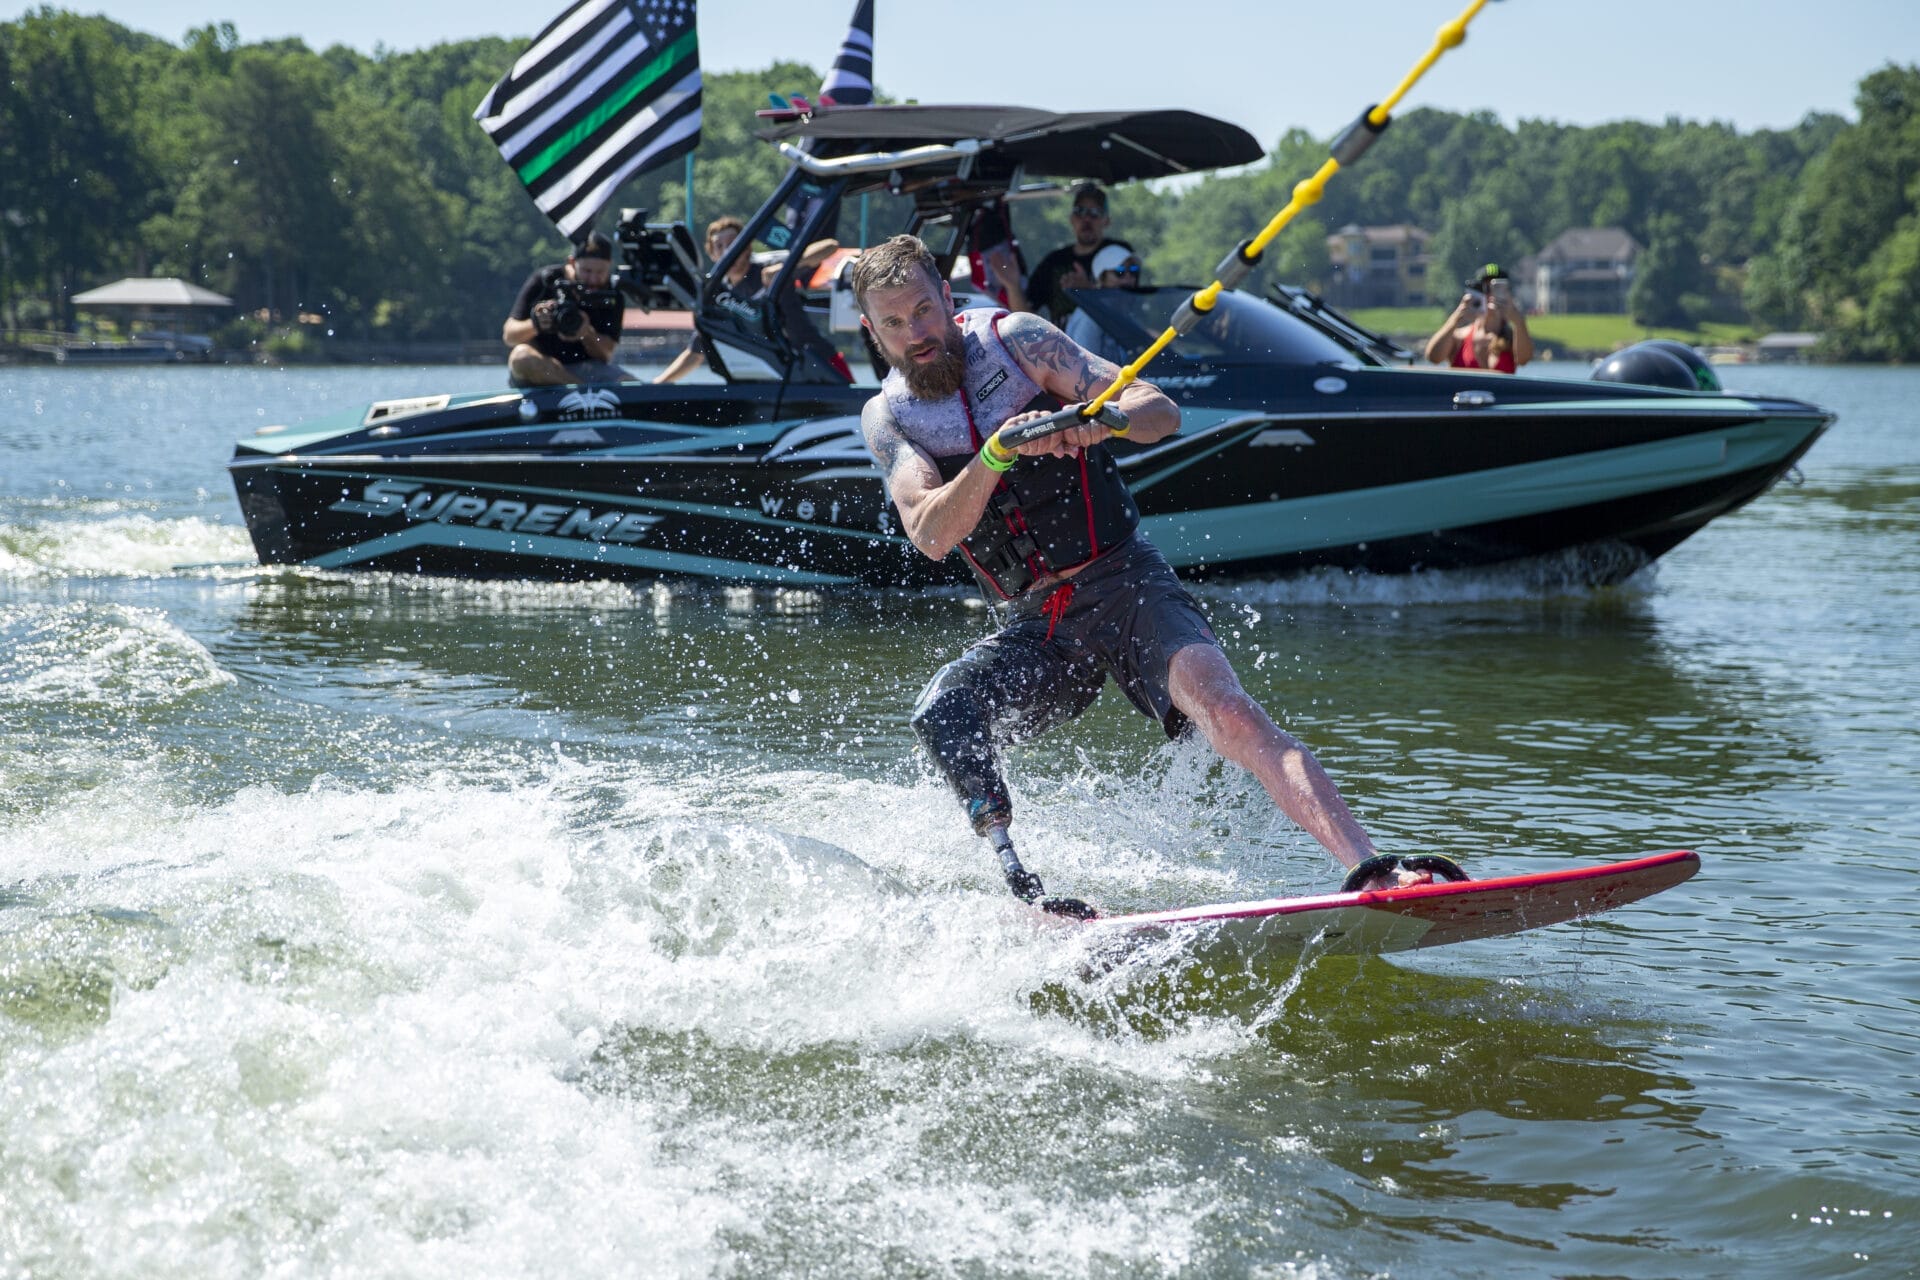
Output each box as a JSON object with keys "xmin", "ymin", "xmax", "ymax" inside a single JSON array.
[{"xmin": 1080, "ymin": 851, "xmax": 1700, "ymax": 960}]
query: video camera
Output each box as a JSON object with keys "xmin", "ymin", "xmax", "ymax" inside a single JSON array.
[
  {"xmin": 540, "ymin": 275, "xmax": 621, "ymax": 336},
  {"xmin": 612, "ymin": 208, "xmax": 702, "ymax": 312}
]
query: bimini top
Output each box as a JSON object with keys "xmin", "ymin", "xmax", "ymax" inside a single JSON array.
[{"xmin": 756, "ymin": 104, "xmax": 1263, "ymax": 187}]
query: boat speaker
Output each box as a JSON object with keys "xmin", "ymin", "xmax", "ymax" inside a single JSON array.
[
  {"xmin": 1591, "ymin": 341, "xmax": 1699, "ymax": 391},
  {"xmin": 1640, "ymin": 338, "xmax": 1723, "ymax": 392}
]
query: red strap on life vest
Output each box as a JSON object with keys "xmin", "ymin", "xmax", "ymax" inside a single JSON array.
[
  {"xmin": 989, "ymin": 311, "xmax": 1103, "ymax": 561},
  {"xmin": 959, "ymin": 385, "xmax": 1052, "ymax": 593},
  {"xmin": 1040, "ymin": 581, "xmax": 1074, "ymax": 641},
  {"xmin": 954, "ymin": 324, "xmax": 1112, "ymax": 602}
]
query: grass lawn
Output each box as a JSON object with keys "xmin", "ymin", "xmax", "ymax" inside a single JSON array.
[{"xmin": 1342, "ymin": 307, "xmax": 1758, "ymax": 357}]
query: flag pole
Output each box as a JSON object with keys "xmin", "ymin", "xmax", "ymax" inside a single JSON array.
[{"xmin": 685, "ymin": 153, "xmax": 696, "ymax": 229}]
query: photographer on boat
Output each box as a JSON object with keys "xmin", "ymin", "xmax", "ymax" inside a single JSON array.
[
  {"xmin": 502, "ymin": 231, "xmax": 633, "ymax": 387},
  {"xmin": 1424, "ymin": 263, "xmax": 1533, "ymax": 372}
]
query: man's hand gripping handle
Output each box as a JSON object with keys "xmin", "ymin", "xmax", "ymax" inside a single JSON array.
[{"xmin": 995, "ymin": 401, "xmax": 1130, "ymax": 449}]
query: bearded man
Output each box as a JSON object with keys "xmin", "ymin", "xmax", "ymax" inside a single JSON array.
[{"xmin": 853, "ymin": 234, "xmax": 1427, "ymax": 912}]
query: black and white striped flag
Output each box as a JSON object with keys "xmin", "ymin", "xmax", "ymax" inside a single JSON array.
[
  {"xmin": 818, "ymin": 0, "xmax": 873, "ymax": 106},
  {"xmin": 475, "ymin": 0, "xmax": 702, "ymax": 240}
]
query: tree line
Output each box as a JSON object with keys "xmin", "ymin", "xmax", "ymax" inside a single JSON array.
[{"xmin": 2, "ymin": 9, "xmax": 1916, "ymax": 359}]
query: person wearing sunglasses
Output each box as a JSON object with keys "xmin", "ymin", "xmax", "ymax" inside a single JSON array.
[
  {"xmin": 1024, "ymin": 183, "xmax": 1133, "ymax": 326},
  {"xmin": 1064, "ymin": 242, "xmax": 1143, "ymax": 366}
]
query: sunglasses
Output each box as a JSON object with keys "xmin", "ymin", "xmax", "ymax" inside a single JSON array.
[
  {"xmin": 1071, "ymin": 205, "xmax": 1107, "ymax": 219},
  {"xmin": 1111, "ymin": 264, "xmax": 1141, "ymax": 276}
]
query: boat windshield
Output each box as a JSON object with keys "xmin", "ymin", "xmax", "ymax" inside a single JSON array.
[{"xmin": 1067, "ymin": 288, "xmax": 1366, "ymax": 367}]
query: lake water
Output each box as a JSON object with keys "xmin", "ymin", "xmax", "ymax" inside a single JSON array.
[{"xmin": 2, "ymin": 361, "xmax": 1915, "ymax": 1278}]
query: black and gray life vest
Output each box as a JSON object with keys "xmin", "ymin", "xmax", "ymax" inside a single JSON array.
[{"xmin": 881, "ymin": 308, "xmax": 1138, "ymax": 600}]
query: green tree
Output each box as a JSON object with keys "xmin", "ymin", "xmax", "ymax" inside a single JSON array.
[
  {"xmin": 0, "ymin": 10, "xmax": 160, "ymax": 328},
  {"xmin": 1741, "ymin": 245, "xmax": 1808, "ymax": 329},
  {"xmin": 319, "ymin": 84, "xmax": 462, "ymax": 338},
  {"xmin": 0, "ymin": 31, "xmax": 25, "ymax": 327},
  {"xmin": 1812, "ymin": 65, "xmax": 1920, "ymax": 356},
  {"xmin": 1429, "ymin": 191, "xmax": 1527, "ymax": 297},
  {"xmin": 1142, "ymin": 131, "xmax": 1331, "ymax": 288},
  {"xmin": 1555, "ymin": 127, "xmax": 1656, "ymax": 235},
  {"xmin": 157, "ymin": 43, "xmax": 351, "ymax": 323},
  {"xmin": 1854, "ymin": 215, "xmax": 1920, "ymax": 360},
  {"xmin": 0, "ymin": 9, "xmax": 1891, "ymax": 356},
  {"xmin": 1628, "ymin": 211, "xmax": 1707, "ymax": 326}
]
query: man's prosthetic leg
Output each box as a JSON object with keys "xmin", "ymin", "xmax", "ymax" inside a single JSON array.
[
  {"xmin": 911, "ymin": 657, "xmax": 1098, "ymax": 918},
  {"xmin": 911, "ymin": 678, "xmax": 1041, "ymax": 899}
]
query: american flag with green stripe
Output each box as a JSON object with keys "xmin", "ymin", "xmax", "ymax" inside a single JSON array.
[{"xmin": 475, "ymin": 0, "xmax": 701, "ymax": 239}]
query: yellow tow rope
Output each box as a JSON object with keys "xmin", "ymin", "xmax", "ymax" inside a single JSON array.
[{"xmin": 1080, "ymin": 0, "xmax": 1493, "ymax": 417}]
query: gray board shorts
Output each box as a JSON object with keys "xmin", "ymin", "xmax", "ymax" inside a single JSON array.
[{"xmin": 937, "ymin": 532, "xmax": 1221, "ymax": 742}]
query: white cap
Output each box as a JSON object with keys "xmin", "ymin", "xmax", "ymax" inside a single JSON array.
[{"xmin": 1091, "ymin": 244, "xmax": 1135, "ymax": 278}]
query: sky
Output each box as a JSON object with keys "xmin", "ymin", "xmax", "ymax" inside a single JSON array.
[{"xmin": 17, "ymin": 0, "xmax": 1916, "ymax": 147}]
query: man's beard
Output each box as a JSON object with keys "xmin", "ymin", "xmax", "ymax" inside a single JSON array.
[{"xmin": 894, "ymin": 326, "xmax": 968, "ymax": 399}]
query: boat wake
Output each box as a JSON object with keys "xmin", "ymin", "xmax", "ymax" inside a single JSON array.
[
  {"xmin": 1195, "ymin": 541, "xmax": 1658, "ymax": 608},
  {"xmin": 0, "ymin": 717, "xmax": 1649, "ymax": 1278},
  {"xmin": 0, "ymin": 502, "xmax": 254, "ymax": 578},
  {"xmin": 0, "ymin": 600, "xmax": 234, "ymax": 707}
]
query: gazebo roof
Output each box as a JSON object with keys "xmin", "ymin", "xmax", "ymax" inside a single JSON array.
[{"xmin": 70, "ymin": 277, "xmax": 233, "ymax": 308}]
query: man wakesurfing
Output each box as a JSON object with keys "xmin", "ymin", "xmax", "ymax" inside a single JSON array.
[{"xmin": 853, "ymin": 234, "xmax": 1435, "ymax": 915}]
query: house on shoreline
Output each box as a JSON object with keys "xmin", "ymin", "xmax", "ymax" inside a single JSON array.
[
  {"xmin": 1517, "ymin": 228, "xmax": 1641, "ymax": 314},
  {"xmin": 1323, "ymin": 224, "xmax": 1645, "ymax": 318},
  {"xmin": 1324, "ymin": 224, "xmax": 1432, "ymax": 309}
]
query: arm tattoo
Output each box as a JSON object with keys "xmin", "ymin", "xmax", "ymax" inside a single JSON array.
[
  {"xmin": 1000, "ymin": 310, "xmax": 1136, "ymax": 403},
  {"xmin": 1076, "ymin": 353, "xmax": 1126, "ymax": 403},
  {"xmin": 1001, "ymin": 312, "xmax": 1095, "ymax": 400}
]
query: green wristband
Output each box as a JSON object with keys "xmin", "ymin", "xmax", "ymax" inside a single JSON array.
[{"xmin": 980, "ymin": 436, "xmax": 1015, "ymax": 472}]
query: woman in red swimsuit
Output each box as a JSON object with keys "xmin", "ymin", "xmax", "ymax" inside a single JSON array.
[{"xmin": 1425, "ymin": 264, "xmax": 1534, "ymax": 372}]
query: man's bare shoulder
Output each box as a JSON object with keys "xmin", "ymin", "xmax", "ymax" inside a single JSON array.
[
  {"xmin": 861, "ymin": 393, "xmax": 909, "ymax": 473},
  {"xmin": 860, "ymin": 391, "xmax": 900, "ymax": 440}
]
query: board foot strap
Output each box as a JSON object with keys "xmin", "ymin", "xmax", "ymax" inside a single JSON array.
[{"xmin": 1341, "ymin": 853, "xmax": 1470, "ymax": 893}]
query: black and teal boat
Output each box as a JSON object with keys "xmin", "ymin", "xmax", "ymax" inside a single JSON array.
[{"xmin": 228, "ymin": 104, "xmax": 1832, "ymax": 587}]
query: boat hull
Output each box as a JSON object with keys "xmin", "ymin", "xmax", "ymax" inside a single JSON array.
[{"xmin": 228, "ymin": 375, "xmax": 1830, "ymax": 589}]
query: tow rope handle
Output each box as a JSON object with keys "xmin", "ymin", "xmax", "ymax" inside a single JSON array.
[
  {"xmin": 995, "ymin": 400, "xmax": 1131, "ymax": 450},
  {"xmin": 1064, "ymin": 0, "xmax": 1495, "ymax": 421}
]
